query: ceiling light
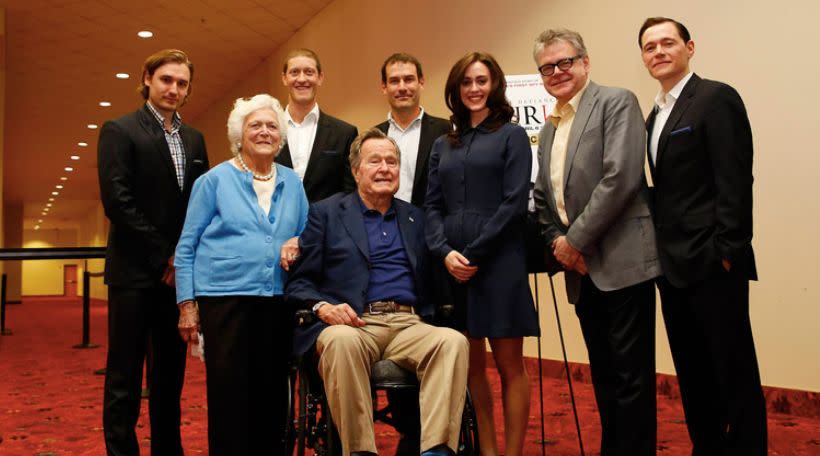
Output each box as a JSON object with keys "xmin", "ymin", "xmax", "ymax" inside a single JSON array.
[
  {"xmin": 37, "ymin": 219, "xmax": 43, "ymax": 223},
  {"xmin": 44, "ymin": 207, "xmax": 50, "ymax": 211},
  {"xmin": 87, "ymin": 124, "xmax": 98, "ymax": 129},
  {"xmin": 60, "ymin": 177, "xmax": 68, "ymax": 181},
  {"xmin": 70, "ymin": 156, "xmax": 80, "ymax": 160},
  {"xmin": 137, "ymin": 30, "xmax": 153, "ymax": 38},
  {"xmin": 99, "ymin": 101, "xmax": 112, "ymax": 107},
  {"xmin": 51, "ymin": 191, "xmax": 59, "ymax": 196},
  {"xmin": 46, "ymin": 203, "xmax": 53, "ymax": 207},
  {"xmin": 34, "ymin": 226, "xmax": 40, "ymax": 230},
  {"xmin": 116, "ymin": 73, "xmax": 130, "ymax": 79},
  {"xmin": 65, "ymin": 167, "xmax": 74, "ymax": 172},
  {"xmin": 78, "ymin": 142, "xmax": 88, "ymax": 147},
  {"xmin": 48, "ymin": 198, "xmax": 54, "ymax": 202},
  {"xmin": 55, "ymin": 185, "xmax": 63, "ymax": 189},
  {"xmin": 41, "ymin": 212, "xmax": 46, "ymax": 216}
]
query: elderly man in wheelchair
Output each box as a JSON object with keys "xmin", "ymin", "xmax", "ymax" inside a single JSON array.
[{"xmin": 285, "ymin": 128, "xmax": 469, "ymax": 456}]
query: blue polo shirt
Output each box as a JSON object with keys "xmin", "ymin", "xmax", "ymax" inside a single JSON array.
[{"xmin": 358, "ymin": 196, "xmax": 417, "ymax": 306}]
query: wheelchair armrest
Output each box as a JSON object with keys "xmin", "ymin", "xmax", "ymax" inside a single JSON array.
[{"xmin": 294, "ymin": 309, "xmax": 317, "ymax": 327}]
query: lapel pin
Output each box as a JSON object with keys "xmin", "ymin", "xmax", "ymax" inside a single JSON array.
[{"xmin": 409, "ymin": 216, "xmax": 415, "ymax": 223}]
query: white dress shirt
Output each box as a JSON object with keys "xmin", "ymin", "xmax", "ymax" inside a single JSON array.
[
  {"xmin": 285, "ymin": 103, "xmax": 320, "ymax": 180},
  {"xmin": 386, "ymin": 108, "xmax": 425, "ymax": 203},
  {"xmin": 649, "ymin": 72, "xmax": 693, "ymax": 165}
]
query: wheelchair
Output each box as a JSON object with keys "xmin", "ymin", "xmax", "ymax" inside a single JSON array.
[{"xmin": 286, "ymin": 309, "xmax": 480, "ymax": 456}]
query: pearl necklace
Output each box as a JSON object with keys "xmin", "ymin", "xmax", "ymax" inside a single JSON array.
[{"xmin": 236, "ymin": 154, "xmax": 275, "ymax": 181}]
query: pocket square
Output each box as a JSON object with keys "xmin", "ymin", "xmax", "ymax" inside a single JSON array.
[{"xmin": 670, "ymin": 126, "xmax": 693, "ymax": 136}]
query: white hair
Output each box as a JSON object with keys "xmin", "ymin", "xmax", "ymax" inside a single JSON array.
[{"xmin": 226, "ymin": 94, "xmax": 288, "ymax": 156}]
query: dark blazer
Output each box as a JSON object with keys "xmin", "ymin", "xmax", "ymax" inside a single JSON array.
[
  {"xmin": 276, "ymin": 110, "xmax": 358, "ymax": 202},
  {"xmin": 647, "ymin": 74, "xmax": 757, "ymax": 288},
  {"xmin": 98, "ymin": 104, "xmax": 210, "ymax": 287},
  {"xmin": 286, "ymin": 192, "xmax": 434, "ymax": 355},
  {"xmin": 375, "ymin": 113, "xmax": 450, "ymax": 207}
]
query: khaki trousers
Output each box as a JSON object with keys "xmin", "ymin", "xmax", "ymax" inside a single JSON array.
[{"xmin": 316, "ymin": 313, "xmax": 468, "ymax": 455}]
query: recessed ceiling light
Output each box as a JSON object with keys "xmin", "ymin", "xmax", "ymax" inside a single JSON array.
[
  {"xmin": 137, "ymin": 30, "xmax": 153, "ymax": 38},
  {"xmin": 55, "ymin": 185, "xmax": 64, "ymax": 189},
  {"xmin": 37, "ymin": 219, "xmax": 43, "ymax": 223},
  {"xmin": 78, "ymin": 142, "xmax": 88, "ymax": 147},
  {"xmin": 34, "ymin": 226, "xmax": 40, "ymax": 230},
  {"xmin": 41, "ymin": 212, "xmax": 46, "ymax": 216},
  {"xmin": 116, "ymin": 73, "xmax": 130, "ymax": 79},
  {"xmin": 70, "ymin": 156, "xmax": 80, "ymax": 160},
  {"xmin": 48, "ymin": 198, "xmax": 54, "ymax": 202},
  {"xmin": 51, "ymin": 191, "xmax": 59, "ymax": 195},
  {"xmin": 46, "ymin": 203, "xmax": 53, "ymax": 207},
  {"xmin": 65, "ymin": 167, "xmax": 74, "ymax": 172},
  {"xmin": 87, "ymin": 124, "xmax": 98, "ymax": 129},
  {"xmin": 60, "ymin": 177, "xmax": 68, "ymax": 181},
  {"xmin": 44, "ymin": 207, "xmax": 50, "ymax": 211},
  {"xmin": 99, "ymin": 101, "xmax": 112, "ymax": 107}
]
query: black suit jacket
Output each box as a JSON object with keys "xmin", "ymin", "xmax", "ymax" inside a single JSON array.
[
  {"xmin": 98, "ymin": 105, "xmax": 210, "ymax": 287},
  {"xmin": 647, "ymin": 74, "xmax": 757, "ymax": 287},
  {"xmin": 286, "ymin": 192, "xmax": 435, "ymax": 355},
  {"xmin": 276, "ymin": 110, "xmax": 358, "ymax": 202},
  {"xmin": 375, "ymin": 113, "xmax": 450, "ymax": 207}
]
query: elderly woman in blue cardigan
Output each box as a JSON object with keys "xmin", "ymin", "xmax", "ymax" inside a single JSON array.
[{"xmin": 174, "ymin": 94, "xmax": 308, "ymax": 455}]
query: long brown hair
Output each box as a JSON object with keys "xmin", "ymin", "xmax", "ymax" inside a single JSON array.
[{"xmin": 444, "ymin": 51, "xmax": 513, "ymax": 147}]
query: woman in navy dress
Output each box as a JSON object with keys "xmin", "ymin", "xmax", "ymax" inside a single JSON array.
[{"xmin": 426, "ymin": 51, "xmax": 538, "ymax": 456}]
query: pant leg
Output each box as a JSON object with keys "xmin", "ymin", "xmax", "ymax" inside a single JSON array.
[
  {"xmin": 198, "ymin": 296, "xmax": 251, "ymax": 455},
  {"xmin": 147, "ymin": 284, "xmax": 186, "ymax": 456},
  {"xmin": 575, "ymin": 277, "xmax": 657, "ymax": 456},
  {"xmin": 103, "ymin": 286, "xmax": 150, "ymax": 456},
  {"xmin": 249, "ymin": 297, "xmax": 294, "ymax": 454},
  {"xmin": 316, "ymin": 319, "xmax": 390, "ymax": 455},
  {"xmin": 383, "ymin": 314, "xmax": 469, "ymax": 453},
  {"xmin": 659, "ymin": 275, "xmax": 766, "ymax": 456}
]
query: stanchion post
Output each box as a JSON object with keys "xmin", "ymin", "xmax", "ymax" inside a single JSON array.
[
  {"xmin": 1, "ymin": 273, "xmax": 11, "ymax": 335},
  {"xmin": 73, "ymin": 270, "xmax": 98, "ymax": 349}
]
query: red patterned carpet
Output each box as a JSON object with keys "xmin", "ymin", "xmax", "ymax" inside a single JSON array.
[{"xmin": 0, "ymin": 296, "xmax": 817, "ymax": 455}]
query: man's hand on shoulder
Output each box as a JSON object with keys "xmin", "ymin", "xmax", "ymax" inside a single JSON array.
[{"xmin": 316, "ymin": 302, "xmax": 366, "ymax": 327}]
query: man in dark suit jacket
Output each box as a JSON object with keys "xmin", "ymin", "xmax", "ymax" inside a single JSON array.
[
  {"xmin": 373, "ymin": 52, "xmax": 451, "ymax": 455},
  {"xmin": 97, "ymin": 49, "xmax": 209, "ymax": 456},
  {"xmin": 375, "ymin": 53, "xmax": 450, "ymax": 207},
  {"xmin": 287, "ymin": 128, "xmax": 468, "ymax": 456},
  {"xmin": 276, "ymin": 48, "xmax": 358, "ymax": 202},
  {"xmin": 533, "ymin": 29, "xmax": 660, "ymax": 455},
  {"xmin": 639, "ymin": 17, "xmax": 766, "ymax": 454}
]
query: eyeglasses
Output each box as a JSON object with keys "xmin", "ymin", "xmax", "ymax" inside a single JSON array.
[{"xmin": 538, "ymin": 55, "xmax": 584, "ymax": 76}]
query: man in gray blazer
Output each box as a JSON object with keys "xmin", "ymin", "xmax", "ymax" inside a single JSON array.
[{"xmin": 532, "ymin": 29, "xmax": 660, "ymax": 455}]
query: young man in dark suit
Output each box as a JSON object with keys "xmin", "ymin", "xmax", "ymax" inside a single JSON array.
[
  {"xmin": 97, "ymin": 49, "xmax": 209, "ymax": 455},
  {"xmin": 276, "ymin": 48, "xmax": 358, "ymax": 202},
  {"xmin": 639, "ymin": 17, "xmax": 767, "ymax": 454},
  {"xmin": 373, "ymin": 53, "xmax": 451, "ymax": 455},
  {"xmin": 375, "ymin": 53, "xmax": 450, "ymax": 207}
]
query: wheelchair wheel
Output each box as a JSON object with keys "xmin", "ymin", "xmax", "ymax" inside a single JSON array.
[
  {"xmin": 457, "ymin": 389, "xmax": 480, "ymax": 455},
  {"xmin": 297, "ymin": 359, "xmax": 342, "ymax": 456}
]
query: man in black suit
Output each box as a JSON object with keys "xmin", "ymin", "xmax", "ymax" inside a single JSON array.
[
  {"xmin": 639, "ymin": 17, "xmax": 766, "ymax": 454},
  {"xmin": 97, "ymin": 49, "xmax": 209, "ymax": 456},
  {"xmin": 373, "ymin": 52, "xmax": 451, "ymax": 455},
  {"xmin": 375, "ymin": 53, "xmax": 450, "ymax": 207},
  {"xmin": 276, "ymin": 48, "xmax": 358, "ymax": 202}
]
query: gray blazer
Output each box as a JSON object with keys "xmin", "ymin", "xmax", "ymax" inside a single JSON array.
[{"xmin": 533, "ymin": 81, "xmax": 660, "ymax": 303}]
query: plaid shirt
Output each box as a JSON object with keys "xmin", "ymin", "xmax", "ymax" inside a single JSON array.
[{"xmin": 146, "ymin": 102, "xmax": 186, "ymax": 190}]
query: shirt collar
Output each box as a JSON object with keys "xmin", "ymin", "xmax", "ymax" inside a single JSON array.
[
  {"xmin": 356, "ymin": 192, "xmax": 396, "ymax": 217},
  {"xmin": 387, "ymin": 107, "xmax": 425, "ymax": 132},
  {"xmin": 655, "ymin": 71, "xmax": 693, "ymax": 109},
  {"xmin": 285, "ymin": 103, "xmax": 320, "ymax": 126},
  {"xmin": 146, "ymin": 101, "xmax": 182, "ymax": 132},
  {"xmin": 548, "ymin": 79, "xmax": 590, "ymax": 127}
]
